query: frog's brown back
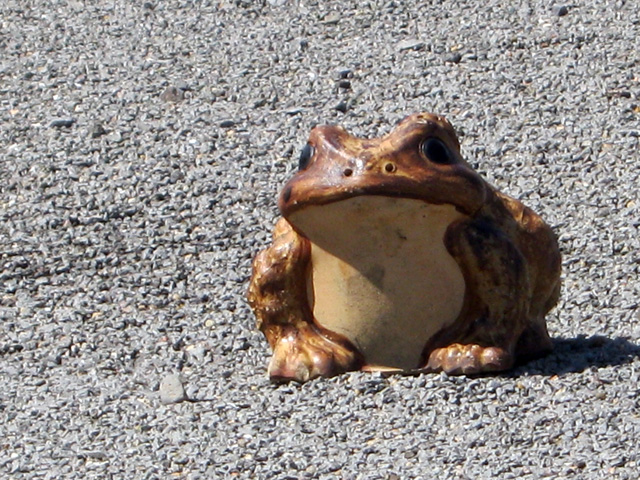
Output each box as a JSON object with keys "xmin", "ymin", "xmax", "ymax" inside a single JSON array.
[{"xmin": 492, "ymin": 190, "xmax": 562, "ymax": 317}]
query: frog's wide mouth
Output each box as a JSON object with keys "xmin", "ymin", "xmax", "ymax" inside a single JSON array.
[
  {"xmin": 278, "ymin": 163, "xmax": 488, "ymax": 220},
  {"xmin": 279, "ymin": 184, "xmax": 483, "ymax": 222}
]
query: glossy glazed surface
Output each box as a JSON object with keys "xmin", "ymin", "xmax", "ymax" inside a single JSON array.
[{"xmin": 248, "ymin": 113, "xmax": 561, "ymax": 382}]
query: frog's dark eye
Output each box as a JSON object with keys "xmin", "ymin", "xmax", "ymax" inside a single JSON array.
[
  {"xmin": 298, "ymin": 144, "xmax": 314, "ymax": 171},
  {"xmin": 421, "ymin": 138, "xmax": 454, "ymax": 165}
]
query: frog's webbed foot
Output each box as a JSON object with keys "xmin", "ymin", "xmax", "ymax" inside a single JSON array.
[
  {"xmin": 268, "ymin": 324, "xmax": 362, "ymax": 383},
  {"xmin": 425, "ymin": 343, "xmax": 513, "ymax": 375}
]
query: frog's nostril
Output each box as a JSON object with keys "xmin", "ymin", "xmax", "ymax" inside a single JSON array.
[
  {"xmin": 343, "ymin": 168, "xmax": 353, "ymax": 177},
  {"xmin": 384, "ymin": 162, "xmax": 396, "ymax": 173},
  {"xmin": 283, "ymin": 186, "xmax": 292, "ymax": 203}
]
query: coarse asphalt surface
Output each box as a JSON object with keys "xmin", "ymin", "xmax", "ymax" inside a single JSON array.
[{"xmin": 1, "ymin": 1, "xmax": 639, "ymax": 479}]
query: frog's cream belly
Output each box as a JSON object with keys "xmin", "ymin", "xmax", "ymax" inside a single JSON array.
[{"xmin": 289, "ymin": 196, "xmax": 467, "ymax": 370}]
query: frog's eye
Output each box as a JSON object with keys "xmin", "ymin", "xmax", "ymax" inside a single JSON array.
[
  {"xmin": 420, "ymin": 138, "xmax": 454, "ymax": 165},
  {"xmin": 298, "ymin": 144, "xmax": 315, "ymax": 171}
]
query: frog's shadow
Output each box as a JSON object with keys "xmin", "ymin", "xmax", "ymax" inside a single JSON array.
[{"xmin": 513, "ymin": 334, "xmax": 640, "ymax": 376}]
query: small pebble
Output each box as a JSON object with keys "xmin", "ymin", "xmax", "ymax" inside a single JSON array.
[
  {"xmin": 185, "ymin": 343, "xmax": 207, "ymax": 363},
  {"xmin": 397, "ymin": 39, "xmax": 425, "ymax": 51},
  {"xmin": 323, "ymin": 12, "xmax": 340, "ymax": 25},
  {"xmin": 49, "ymin": 118, "xmax": 75, "ymax": 128},
  {"xmin": 552, "ymin": 5, "xmax": 569, "ymax": 16},
  {"xmin": 159, "ymin": 374, "xmax": 187, "ymax": 405},
  {"xmin": 90, "ymin": 123, "xmax": 106, "ymax": 138},
  {"xmin": 285, "ymin": 107, "xmax": 303, "ymax": 115},
  {"xmin": 335, "ymin": 100, "xmax": 349, "ymax": 113},
  {"xmin": 160, "ymin": 86, "xmax": 185, "ymax": 102}
]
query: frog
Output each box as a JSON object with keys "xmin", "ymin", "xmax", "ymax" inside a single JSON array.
[{"xmin": 247, "ymin": 113, "xmax": 561, "ymax": 383}]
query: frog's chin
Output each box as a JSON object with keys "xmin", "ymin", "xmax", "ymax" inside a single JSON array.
[{"xmin": 287, "ymin": 195, "xmax": 468, "ymax": 371}]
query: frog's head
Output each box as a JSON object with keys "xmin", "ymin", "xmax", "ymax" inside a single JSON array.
[{"xmin": 278, "ymin": 113, "xmax": 488, "ymax": 223}]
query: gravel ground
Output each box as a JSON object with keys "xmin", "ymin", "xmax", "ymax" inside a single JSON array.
[{"xmin": 1, "ymin": 1, "xmax": 639, "ymax": 479}]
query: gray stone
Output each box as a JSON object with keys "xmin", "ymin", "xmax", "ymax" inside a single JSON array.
[
  {"xmin": 397, "ymin": 39, "xmax": 425, "ymax": 51},
  {"xmin": 159, "ymin": 374, "xmax": 187, "ymax": 404},
  {"xmin": 160, "ymin": 86, "xmax": 185, "ymax": 102},
  {"xmin": 49, "ymin": 118, "xmax": 75, "ymax": 128}
]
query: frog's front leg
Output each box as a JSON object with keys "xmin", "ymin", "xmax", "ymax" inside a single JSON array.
[
  {"xmin": 423, "ymin": 218, "xmax": 534, "ymax": 375},
  {"xmin": 247, "ymin": 218, "xmax": 363, "ymax": 382}
]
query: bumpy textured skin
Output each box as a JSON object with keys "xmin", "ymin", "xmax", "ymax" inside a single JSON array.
[
  {"xmin": 247, "ymin": 113, "xmax": 561, "ymax": 382},
  {"xmin": 247, "ymin": 219, "xmax": 364, "ymax": 382}
]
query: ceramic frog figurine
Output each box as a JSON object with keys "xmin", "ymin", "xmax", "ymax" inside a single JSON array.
[{"xmin": 248, "ymin": 113, "xmax": 561, "ymax": 382}]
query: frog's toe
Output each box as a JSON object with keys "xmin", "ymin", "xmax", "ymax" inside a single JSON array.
[
  {"xmin": 268, "ymin": 347, "xmax": 314, "ymax": 383},
  {"xmin": 426, "ymin": 343, "xmax": 513, "ymax": 375},
  {"xmin": 267, "ymin": 328, "xmax": 361, "ymax": 383}
]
